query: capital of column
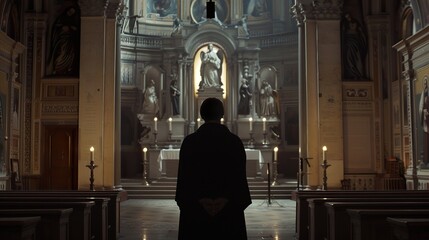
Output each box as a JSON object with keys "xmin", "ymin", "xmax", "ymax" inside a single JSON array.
[
  {"xmin": 78, "ymin": 0, "xmax": 106, "ymax": 17},
  {"xmin": 106, "ymin": 0, "xmax": 124, "ymax": 19},
  {"xmin": 292, "ymin": 0, "xmax": 343, "ymax": 22}
]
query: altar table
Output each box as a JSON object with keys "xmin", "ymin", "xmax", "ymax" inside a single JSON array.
[{"xmin": 157, "ymin": 149, "xmax": 264, "ymax": 178}]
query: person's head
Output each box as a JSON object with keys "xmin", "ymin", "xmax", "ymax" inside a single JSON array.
[
  {"xmin": 208, "ymin": 43, "xmax": 213, "ymax": 51},
  {"xmin": 200, "ymin": 98, "xmax": 224, "ymax": 122}
]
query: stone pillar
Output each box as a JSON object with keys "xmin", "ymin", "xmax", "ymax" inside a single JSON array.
[
  {"xmin": 292, "ymin": 2, "xmax": 308, "ymax": 185},
  {"xmin": 293, "ymin": 0, "xmax": 344, "ymax": 189},
  {"xmin": 78, "ymin": 0, "xmax": 120, "ymax": 189}
]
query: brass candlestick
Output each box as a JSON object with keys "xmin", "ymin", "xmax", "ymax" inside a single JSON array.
[
  {"xmin": 321, "ymin": 158, "xmax": 331, "ymax": 190},
  {"xmin": 262, "ymin": 131, "xmax": 269, "ymax": 145},
  {"xmin": 86, "ymin": 160, "xmax": 98, "ymax": 191},
  {"xmin": 153, "ymin": 131, "xmax": 158, "ymax": 148},
  {"xmin": 248, "ymin": 132, "xmax": 255, "ymax": 148},
  {"xmin": 142, "ymin": 147, "xmax": 150, "ymax": 186}
]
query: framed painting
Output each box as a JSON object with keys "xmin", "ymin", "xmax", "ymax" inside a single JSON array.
[
  {"xmin": 190, "ymin": 0, "xmax": 229, "ymax": 24},
  {"xmin": 414, "ymin": 66, "xmax": 429, "ymax": 168}
]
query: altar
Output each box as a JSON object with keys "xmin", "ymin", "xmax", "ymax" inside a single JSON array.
[{"xmin": 156, "ymin": 149, "xmax": 265, "ymax": 178}]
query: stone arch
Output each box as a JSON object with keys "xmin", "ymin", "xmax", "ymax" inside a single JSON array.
[{"xmin": 185, "ymin": 25, "xmax": 236, "ymax": 58}]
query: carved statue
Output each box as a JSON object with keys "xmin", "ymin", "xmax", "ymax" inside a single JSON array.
[{"xmin": 199, "ymin": 44, "xmax": 223, "ymax": 90}]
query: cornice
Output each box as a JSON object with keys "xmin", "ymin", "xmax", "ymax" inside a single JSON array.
[{"xmin": 292, "ymin": 0, "xmax": 343, "ymax": 21}]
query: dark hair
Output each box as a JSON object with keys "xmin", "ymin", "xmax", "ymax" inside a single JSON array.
[{"xmin": 200, "ymin": 98, "xmax": 224, "ymax": 121}]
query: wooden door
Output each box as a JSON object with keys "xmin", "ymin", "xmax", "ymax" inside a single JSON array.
[{"xmin": 43, "ymin": 125, "xmax": 78, "ymax": 190}]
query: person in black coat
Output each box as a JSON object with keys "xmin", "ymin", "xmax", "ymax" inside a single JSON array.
[{"xmin": 175, "ymin": 98, "xmax": 252, "ymax": 240}]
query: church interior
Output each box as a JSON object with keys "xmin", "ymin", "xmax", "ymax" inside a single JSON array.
[{"xmin": 1, "ymin": 0, "xmax": 429, "ymax": 239}]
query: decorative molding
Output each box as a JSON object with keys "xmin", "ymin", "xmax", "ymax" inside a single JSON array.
[
  {"xmin": 293, "ymin": 0, "xmax": 343, "ymax": 21},
  {"xmin": 78, "ymin": 0, "xmax": 106, "ymax": 17},
  {"xmin": 105, "ymin": 0, "xmax": 122, "ymax": 19},
  {"xmin": 24, "ymin": 19, "xmax": 34, "ymax": 174},
  {"xmin": 42, "ymin": 103, "xmax": 79, "ymax": 114}
]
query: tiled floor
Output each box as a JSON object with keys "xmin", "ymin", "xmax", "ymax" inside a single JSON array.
[{"xmin": 119, "ymin": 198, "xmax": 296, "ymax": 240}]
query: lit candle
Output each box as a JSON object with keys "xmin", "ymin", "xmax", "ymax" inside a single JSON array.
[
  {"xmin": 168, "ymin": 117, "xmax": 172, "ymax": 131},
  {"xmin": 322, "ymin": 146, "xmax": 327, "ymax": 160},
  {"xmin": 262, "ymin": 117, "xmax": 267, "ymax": 132},
  {"xmin": 197, "ymin": 118, "xmax": 201, "ymax": 128},
  {"xmin": 221, "ymin": 118, "xmax": 224, "ymax": 124},
  {"xmin": 154, "ymin": 117, "xmax": 158, "ymax": 131},
  {"xmin": 274, "ymin": 146, "xmax": 278, "ymax": 161},
  {"xmin": 143, "ymin": 147, "xmax": 147, "ymax": 161},
  {"xmin": 90, "ymin": 146, "xmax": 94, "ymax": 162},
  {"xmin": 249, "ymin": 117, "xmax": 253, "ymax": 131}
]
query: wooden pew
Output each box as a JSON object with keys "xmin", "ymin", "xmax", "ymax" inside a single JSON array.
[
  {"xmin": 291, "ymin": 190, "xmax": 429, "ymax": 240},
  {"xmin": 0, "ymin": 217, "xmax": 40, "ymax": 240},
  {"xmin": 0, "ymin": 197, "xmax": 108, "ymax": 240},
  {"xmin": 308, "ymin": 197, "xmax": 429, "ymax": 240},
  {"xmin": 387, "ymin": 217, "xmax": 429, "ymax": 240},
  {"xmin": 0, "ymin": 201, "xmax": 94, "ymax": 240},
  {"xmin": 0, "ymin": 208, "xmax": 72, "ymax": 240},
  {"xmin": 325, "ymin": 201, "xmax": 429, "ymax": 240},
  {"xmin": 348, "ymin": 209, "xmax": 429, "ymax": 240},
  {"xmin": 0, "ymin": 190, "xmax": 127, "ymax": 240}
]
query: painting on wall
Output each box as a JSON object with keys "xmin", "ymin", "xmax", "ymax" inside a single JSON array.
[
  {"xmin": 45, "ymin": 2, "xmax": 81, "ymax": 77},
  {"xmin": 191, "ymin": 0, "xmax": 229, "ymax": 24},
  {"xmin": 414, "ymin": 66, "xmax": 429, "ymax": 168},
  {"xmin": 147, "ymin": 0, "xmax": 178, "ymax": 17},
  {"xmin": 243, "ymin": 0, "xmax": 272, "ymax": 18}
]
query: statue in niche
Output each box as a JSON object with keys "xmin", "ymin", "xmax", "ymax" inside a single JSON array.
[
  {"xmin": 238, "ymin": 79, "xmax": 252, "ymax": 115},
  {"xmin": 199, "ymin": 44, "xmax": 223, "ymax": 90},
  {"xmin": 341, "ymin": 13, "xmax": 367, "ymax": 80},
  {"xmin": 259, "ymin": 80, "xmax": 277, "ymax": 117},
  {"xmin": 48, "ymin": 5, "xmax": 80, "ymax": 76},
  {"xmin": 170, "ymin": 79, "xmax": 181, "ymax": 115},
  {"xmin": 141, "ymin": 79, "xmax": 159, "ymax": 115}
]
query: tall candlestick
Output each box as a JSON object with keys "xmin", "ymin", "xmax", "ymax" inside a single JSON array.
[
  {"xmin": 168, "ymin": 117, "xmax": 172, "ymax": 131},
  {"xmin": 322, "ymin": 146, "xmax": 327, "ymax": 160},
  {"xmin": 262, "ymin": 117, "xmax": 267, "ymax": 132},
  {"xmin": 90, "ymin": 146, "xmax": 94, "ymax": 162},
  {"xmin": 197, "ymin": 118, "xmax": 201, "ymax": 128},
  {"xmin": 249, "ymin": 117, "xmax": 253, "ymax": 131},
  {"xmin": 154, "ymin": 117, "xmax": 158, "ymax": 131},
  {"xmin": 143, "ymin": 147, "xmax": 147, "ymax": 161},
  {"xmin": 274, "ymin": 146, "xmax": 278, "ymax": 161}
]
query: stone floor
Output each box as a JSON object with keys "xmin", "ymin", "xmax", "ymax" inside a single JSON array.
[{"xmin": 119, "ymin": 198, "xmax": 296, "ymax": 239}]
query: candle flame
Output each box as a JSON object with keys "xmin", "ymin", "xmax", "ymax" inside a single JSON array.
[
  {"xmin": 143, "ymin": 147, "xmax": 148, "ymax": 153},
  {"xmin": 323, "ymin": 146, "xmax": 327, "ymax": 151},
  {"xmin": 274, "ymin": 146, "xmax": 278, "ymax": 152},
  {"xmin": 154, "ymin": 117, "xmax": 158, "ymax": 121},
  {"xmin": 90, "ymin": 146, "xmax": 94, "ymax": 152}
]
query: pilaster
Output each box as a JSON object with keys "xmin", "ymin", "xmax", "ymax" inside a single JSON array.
[
  {"xmin": 293, "ymin": 0, "xmax": 344, "ymax": 189},
  {"xmin": 78, "ymin": 0, "xmax": 122, "ymax": 189}
]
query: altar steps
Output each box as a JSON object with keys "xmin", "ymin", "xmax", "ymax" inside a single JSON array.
[{"xmin": 121, "ymin": 178, "xmax": 296, "ymax": 199}]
